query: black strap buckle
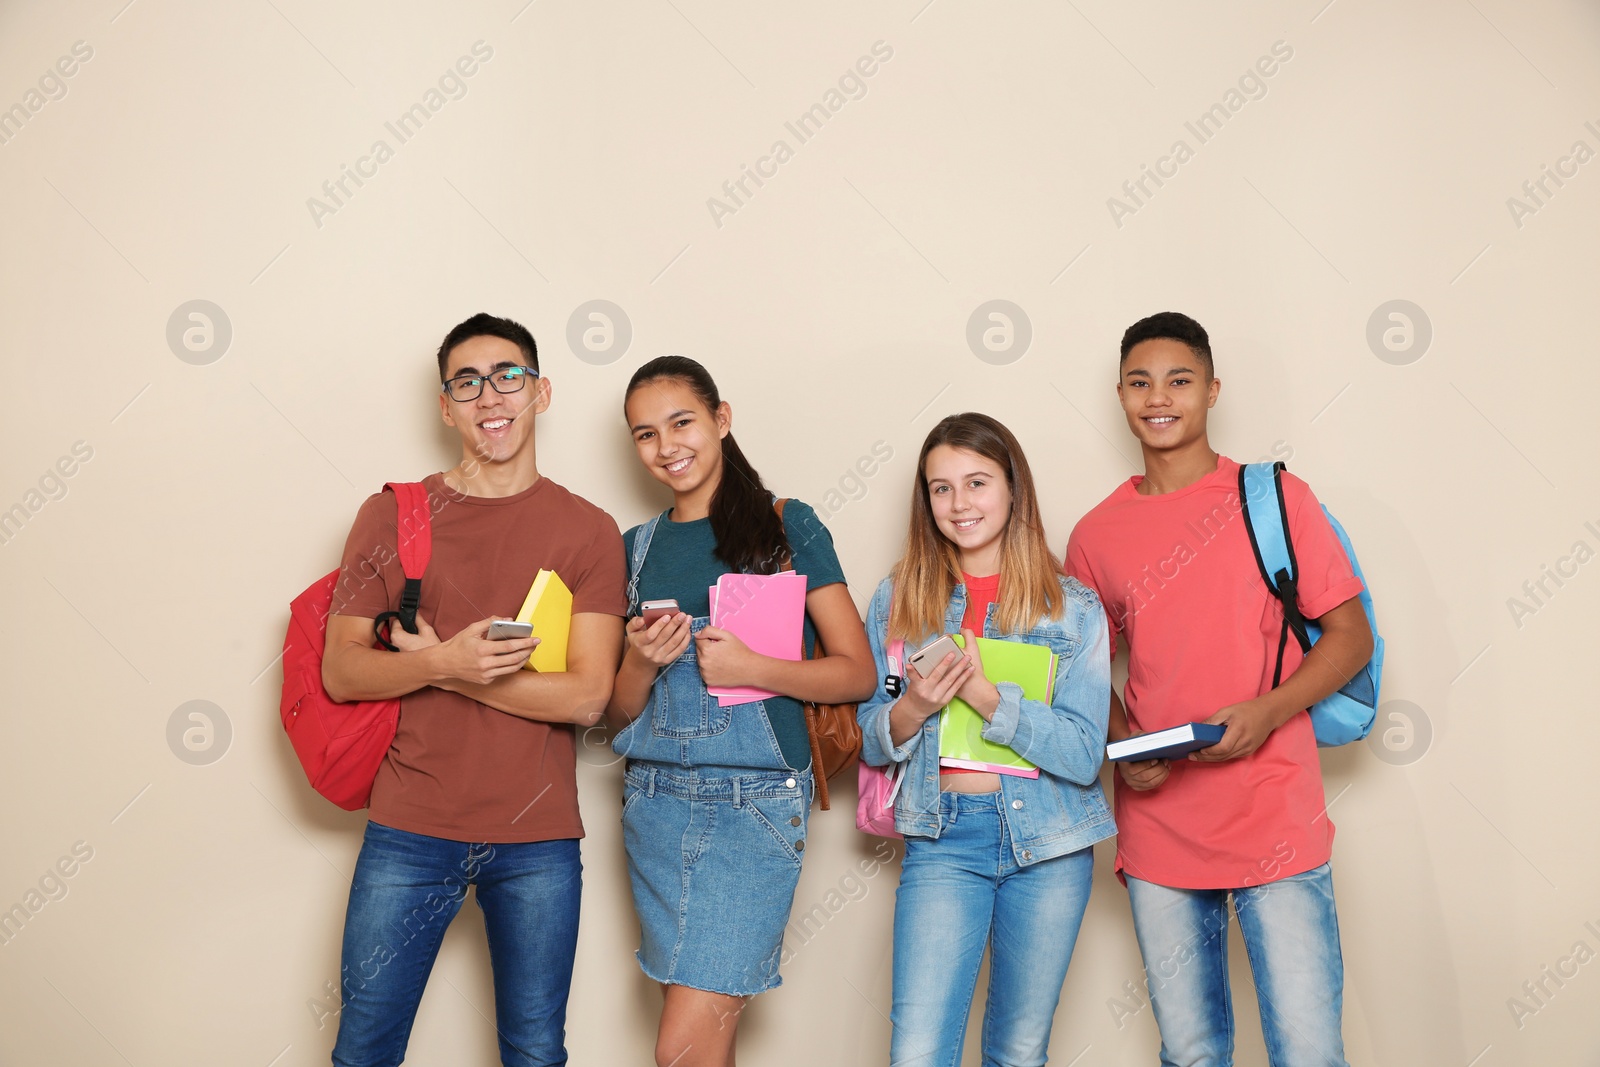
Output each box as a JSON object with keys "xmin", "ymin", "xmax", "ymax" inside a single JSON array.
[
  {"xmin": 1273, "ymin": 569, "xmax": 1311, "ymax": 652},
  {"xmin": 884, "ymin": 674, "xmax": 904, "ymax": 697},
  {"xmin": 373, "ymin": 577, "xmax": 424, "ymax": 652}
]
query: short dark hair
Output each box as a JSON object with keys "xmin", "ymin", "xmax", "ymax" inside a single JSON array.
[
  {"xmin": 1120, "ymin": 312, "xmax": 1213, "ymax": 376},
  {"xmin": 436, "ymin": 313, "xmax": 539, "ymax": 381}
]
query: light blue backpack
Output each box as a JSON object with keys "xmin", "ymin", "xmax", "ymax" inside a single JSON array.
[{"xmin": 1238, "ymin": 462, "xmax": 1384, "ymax": 747}]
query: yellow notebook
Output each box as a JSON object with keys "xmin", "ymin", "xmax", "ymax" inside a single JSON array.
[{"xmin": 515, "ymin": 569, "xmax": 572, "ymax": 672}]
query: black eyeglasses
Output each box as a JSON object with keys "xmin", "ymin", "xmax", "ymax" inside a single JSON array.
[{"xmin": 441, "ymin": 365, "xmax": 538, "ymax": 403}]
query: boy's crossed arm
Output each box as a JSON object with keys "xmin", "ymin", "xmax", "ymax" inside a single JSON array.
[{"xmin": 323, "ymin": 612, "xmax": 623, "ymax": 727}]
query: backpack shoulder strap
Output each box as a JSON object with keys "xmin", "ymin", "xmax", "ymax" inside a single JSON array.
[
  {"xmin": 887, "ymin": 634, "xmax": 906, "ymax": 683},
  {"xmin": 1238, "ymin": 463, "xmax": 1312, "ymax": 684},
  {"xmin": 883, "ymin": 588, "xmax": 906, "ymax": 696},
  {"xmin": 879, "ymin": 590, "xmax": 910, "ymax": 801},
  {"xmin": 385, "ymin": 482, "xmax": 433, "ymax": 579},
  {"xmin": 625, "ymin": 511, "xmax": 668, "ymax": 615},
  {"xmin": 373, "ymin": 481, "xmax": 434, "ymax": 649},
  {"xmin": 1239, "ymin": 462, "xmax": 1293, "ymax": 594}
]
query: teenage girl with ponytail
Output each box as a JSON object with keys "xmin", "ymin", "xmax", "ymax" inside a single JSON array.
[
  {"xmin": 605, "ymin": 356, "xmax": 876, "ymax": 1067},
  {"xmin": 857, "ymin": 412, "xmax": 1114, "ymax": 1066}
]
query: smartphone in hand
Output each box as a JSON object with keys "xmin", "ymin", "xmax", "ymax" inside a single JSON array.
[
  {"xmin": 908, "ymin": 635, "xmax": 960, "ymax": 678},
  {"xmin": 486, "ymin": 620, "xmax": 534, "ymax": 641},
  {"xmin": 639, "ymin": 599, "xmax": 680, "ymax": 627}
]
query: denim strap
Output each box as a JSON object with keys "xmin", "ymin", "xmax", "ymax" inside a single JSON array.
[{"xmin": 625, "ymin": 511, "xmax": 668, "ymax": 615}]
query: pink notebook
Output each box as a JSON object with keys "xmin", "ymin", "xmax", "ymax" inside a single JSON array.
[{"xmin": 707, "ymin": 571, "xmax": 807, "ymax": 707}]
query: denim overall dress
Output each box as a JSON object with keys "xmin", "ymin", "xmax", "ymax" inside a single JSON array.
[{"xmin": 611, "ymin": 511, "xmax": 812, "ymax": 996}]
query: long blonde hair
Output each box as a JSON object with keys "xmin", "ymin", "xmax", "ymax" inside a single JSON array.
[{"xmin": 889, "ymin": 413, "xmax": 1063, "ymax": 642}]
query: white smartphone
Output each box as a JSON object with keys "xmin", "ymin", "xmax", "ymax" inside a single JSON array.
[
  {"xmin": 908, "ymin": 635, "xmax": 961, "ymax": 678},
  {"xmin": 486, "ymin": 620, "xmax": 534, "ymax": 641}
]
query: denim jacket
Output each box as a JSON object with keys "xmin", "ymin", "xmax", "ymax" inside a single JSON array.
[{"xmin": 857, "ymin": 573, "xmax": 1115, "ymax": 865}]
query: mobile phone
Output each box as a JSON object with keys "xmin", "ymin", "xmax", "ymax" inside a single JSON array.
[
  {"xmin": 486, "ymin": 620, "xmax": 534, "ymax": 641},
  {"xmin": 908, "ymin": 635, "xmax": 961, "ymax": 678},
  {"xmin": 639, "ymin": 599, "xmax": 680, "ymax": 627}
]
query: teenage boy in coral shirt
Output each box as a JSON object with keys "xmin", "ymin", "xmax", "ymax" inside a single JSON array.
[
  {"xmin": 322, "ymin": 313, "xmax": 626, "ymax": 1066},
  {"xmin": 1065, "ymin": 312, "xmax": 1372, "ymax": 1067}
]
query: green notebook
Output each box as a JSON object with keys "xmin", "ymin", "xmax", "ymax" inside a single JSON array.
[{"xmin": 938, "ymin": 635, "xmax": 1057, "ymax": 778}]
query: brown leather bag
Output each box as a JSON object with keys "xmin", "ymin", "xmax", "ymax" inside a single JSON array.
[{"xmin": 775, "ymin": 499, "xmax": 864, "ymax": 810}]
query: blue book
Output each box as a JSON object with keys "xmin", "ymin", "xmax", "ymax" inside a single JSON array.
[{"xmin": 1106, "ymin": 722, "xmax": 1226, "ymax": 762}]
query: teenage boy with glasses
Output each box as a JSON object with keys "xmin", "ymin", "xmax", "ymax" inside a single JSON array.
[
  {"xmin": 1065, "ymin": 312, "xmax": 1372, "ymax": 1067},
  {"xmin": 322, "ymin": 313, "xmax": 626, "ymax": 1067}
]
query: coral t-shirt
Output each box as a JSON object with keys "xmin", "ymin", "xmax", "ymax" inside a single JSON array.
[
  {"xmin": 332, "ymin": 473, "xmax": 627, "ymax": 844},
  {"xmin": 1064, "ymin": 456, "xmax": 1364, "ymax": 889}
]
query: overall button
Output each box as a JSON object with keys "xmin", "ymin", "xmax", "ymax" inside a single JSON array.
[
  {"xmin": 1011, "ymin": 799, "xmax": 1024, "ymax": 809},
  {"xmin": 789, "ymin": 816, "xmax": 802, "ymax": 826},
  {"xmin": 795, "ymin": 840, "xmax": 805, "ymax": 851},
  {"xmin": 784, "ymin": 777, "xmax": 796, "ymax": 788}
]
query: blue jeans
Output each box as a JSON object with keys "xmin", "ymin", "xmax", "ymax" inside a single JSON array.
[
  {"xmin": 332, "ymin": 821, "xmax": 581, "ymax": 1067},
  {"xmin": 891, "ymin": 792, "xmax": 1094, "ymax": 1067},
  {"xmin": 1125, "ymin": 862, "xmax": 1348, "ymax": 1067}
]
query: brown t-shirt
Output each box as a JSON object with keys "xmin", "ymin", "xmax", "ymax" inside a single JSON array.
[{"xmin": 331, "ymin": 473, "xmax": 626, "ymax": 843}]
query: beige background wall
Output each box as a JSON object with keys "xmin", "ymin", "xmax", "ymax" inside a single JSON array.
[{"xmin": 2, "ymin": 1, "xmax": 1597, "ymax": 1063}]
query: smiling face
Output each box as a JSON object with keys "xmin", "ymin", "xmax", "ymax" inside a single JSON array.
[
  {"xmin": 1117, "ymin": 337, "xmax": 1220, "ymax": 454},
  {"xmin": 438, "ymin": 334, "xmax": 549, "ymax": 464},
  {"xmin": 924, "ymin": 444, "xmax": 1013, "ymax": 575},
  {"xmin": 624, "ymin": 376, "xmax": 730, "ymax": 503}
]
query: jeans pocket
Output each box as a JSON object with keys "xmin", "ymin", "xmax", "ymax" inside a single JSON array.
[
  {"xmin": 739, "ymin": 793, "xmax": 807, "ymax": 866},
  {"xmin": 621, "ymin": 782, "xmax": 645, "ymax": 820}
]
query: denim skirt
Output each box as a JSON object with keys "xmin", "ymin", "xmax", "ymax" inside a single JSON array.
[{"xmin": 621, "ymin": 762, "xmax": 811, "ymax": 996}]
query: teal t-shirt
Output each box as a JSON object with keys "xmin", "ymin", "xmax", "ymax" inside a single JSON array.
[{"xmin": 623, "ymin": 499, "xmax": 848, "ymax": 772}]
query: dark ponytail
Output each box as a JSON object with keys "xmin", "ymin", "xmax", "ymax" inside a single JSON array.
[{"xmin": 625, "ymin": 356, "xmax": 790, "ymax": 574}]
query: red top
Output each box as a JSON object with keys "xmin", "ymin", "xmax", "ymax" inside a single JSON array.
[
  {"xmin": 942, "ymin": 572, "xmax": 1004, "ymax": 777},
  {"xmin": 1065, "ymin": 456, "xmax": 1364, "ymax": 889},
  {"xmin": 961, "ymin": 572, "xmax": 1001, "ymax": 633}
]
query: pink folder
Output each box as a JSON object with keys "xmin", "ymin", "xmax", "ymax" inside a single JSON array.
[{"xmin": 707, "ymin": 571, "xmax": 807, "ymax": 707}]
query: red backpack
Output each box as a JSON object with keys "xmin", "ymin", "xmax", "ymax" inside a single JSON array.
[{"xmin": 280, "ymin": 483, "xmax": 433, "ymax": 810}]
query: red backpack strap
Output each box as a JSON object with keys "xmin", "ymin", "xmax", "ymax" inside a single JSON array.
[
  {"xmin": 386, "ymin": 482, "xmax": 433, "ymax": 579},
  {"xmin": 373, "ymin": 482, "xmax": 434, "ymax": 649}
]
